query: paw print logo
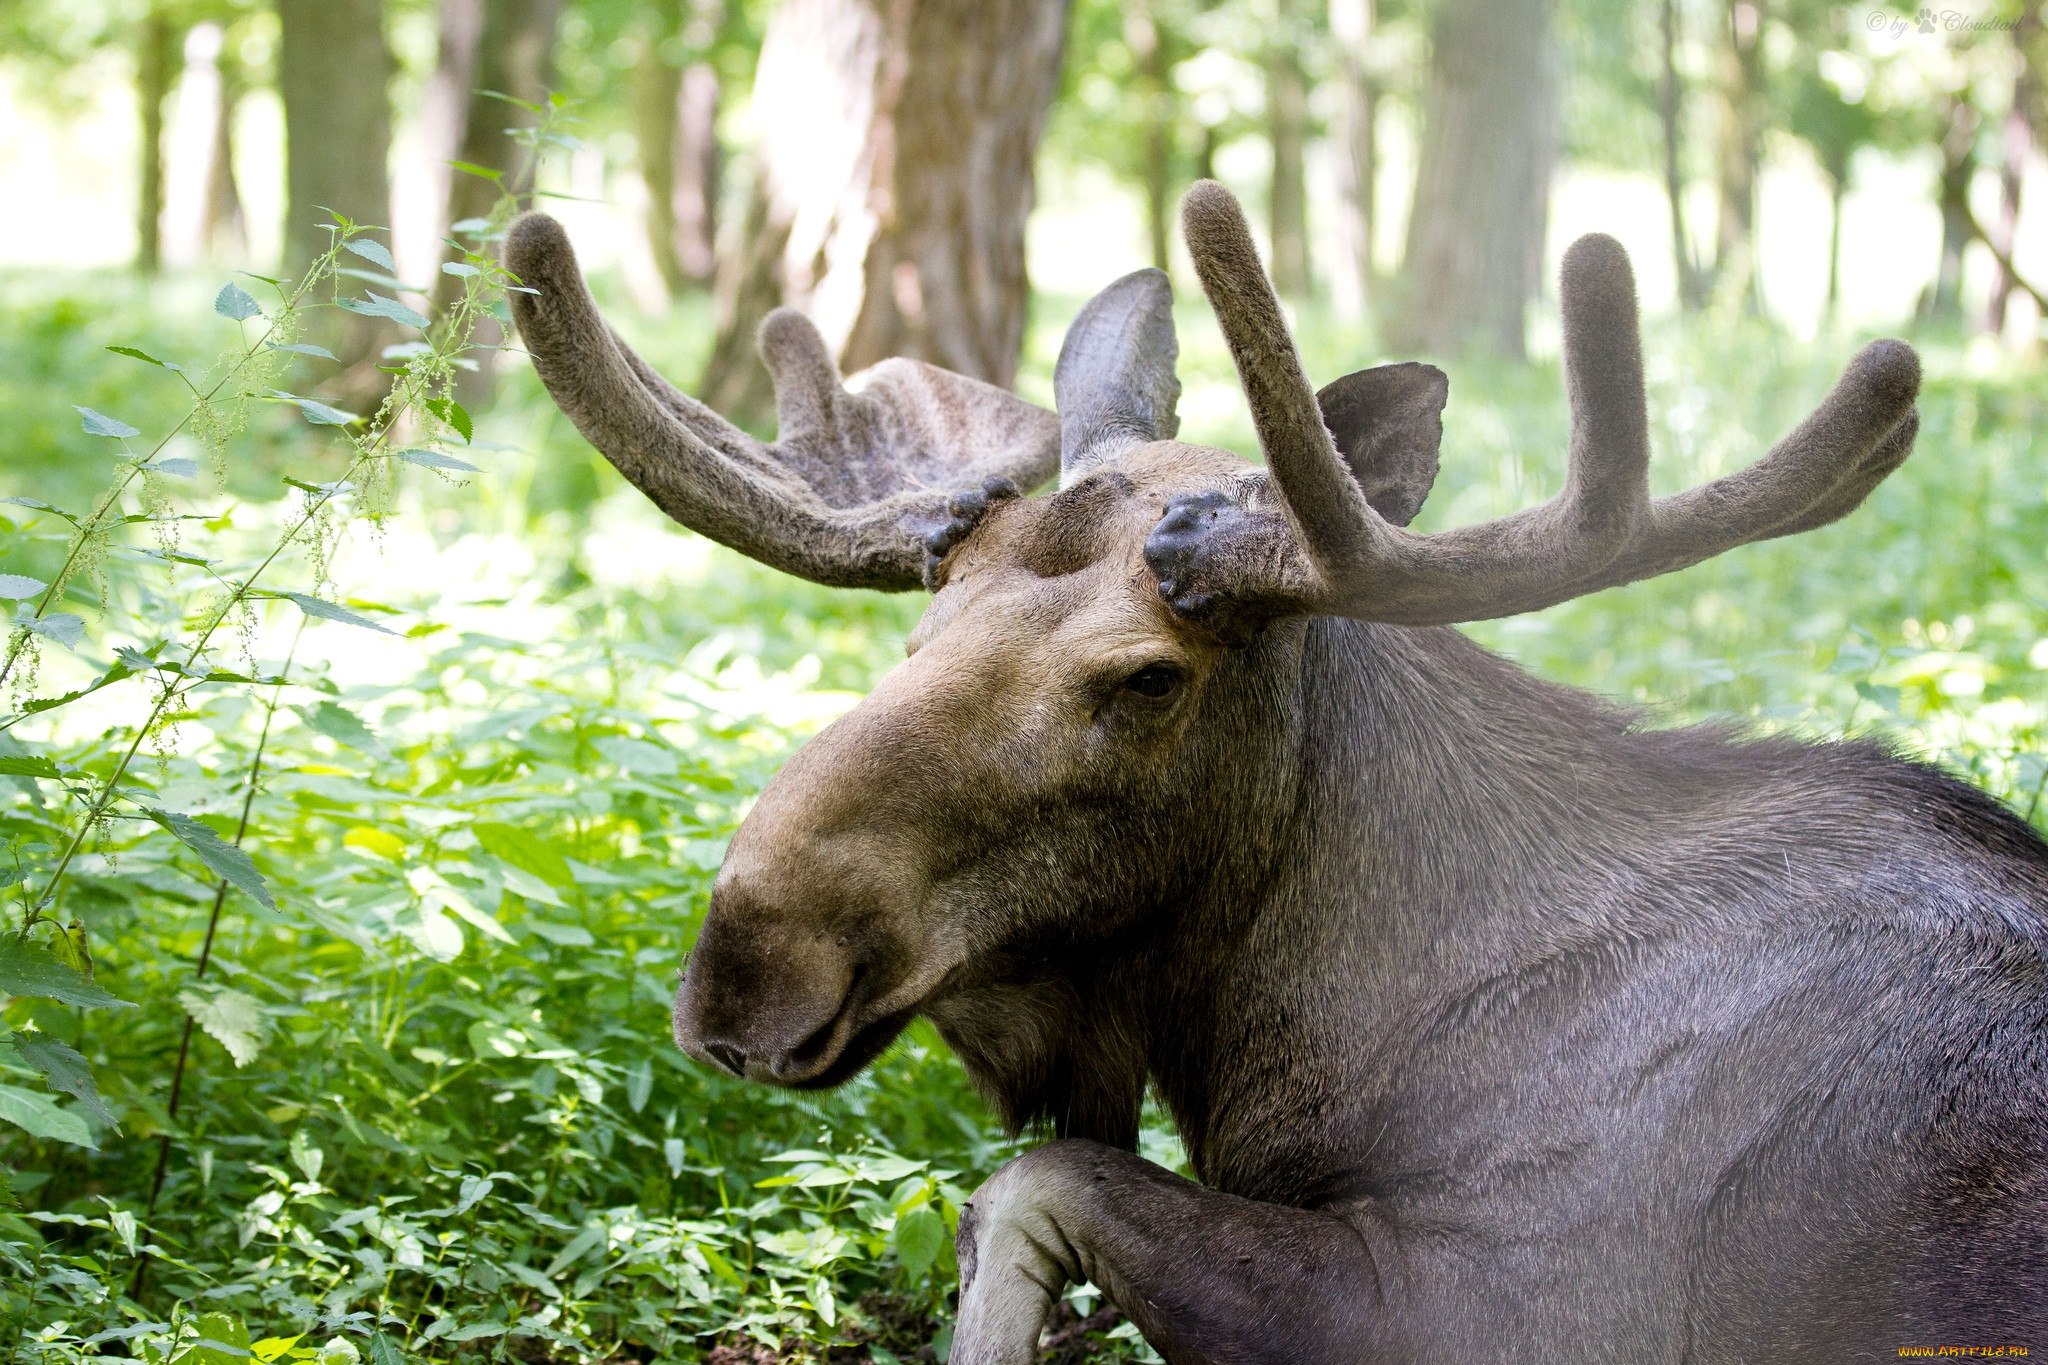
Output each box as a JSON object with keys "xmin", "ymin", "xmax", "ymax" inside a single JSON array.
[{"xmin": 1917, "ymin": 8, "xmax": 1938, "ymax": 31}]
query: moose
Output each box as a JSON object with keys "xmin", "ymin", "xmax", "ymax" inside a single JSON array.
[{"xmin": 505, "ymin": 182, "xmax": 2048, "ymax": 1362}]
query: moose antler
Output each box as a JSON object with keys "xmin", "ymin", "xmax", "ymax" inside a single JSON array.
[
  {"xmin": 1171, "ymin": 181, "xmax": 1922, "ymax": 625},
  {"xmin": 503, "ymin": 213, "xmax": 1061, "ymax": 591}
]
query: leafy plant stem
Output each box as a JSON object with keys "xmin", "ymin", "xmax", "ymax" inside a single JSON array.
[{"xmin": 130, "ymin": 621, "xmax": 304, "ymax": 1303}]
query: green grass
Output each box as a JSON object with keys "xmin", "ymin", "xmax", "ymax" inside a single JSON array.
[{"xmin": 0, "ymin": 260, "xmax": 2043, "ymax": 1365}]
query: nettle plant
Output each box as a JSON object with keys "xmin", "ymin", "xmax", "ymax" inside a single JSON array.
[{"xmin": 1, "ymin": 172, "xmax": 519, "ymax": 1355}]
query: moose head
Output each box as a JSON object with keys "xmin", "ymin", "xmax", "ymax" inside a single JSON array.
[{"xmin": 503, "ymin": 182, "xmax": 1920, "ymax": 1109}]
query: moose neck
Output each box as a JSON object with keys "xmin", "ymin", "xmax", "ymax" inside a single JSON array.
[{"xmin": 931, "ymin": 613, "xmax": 1659, "ymax": 1185}]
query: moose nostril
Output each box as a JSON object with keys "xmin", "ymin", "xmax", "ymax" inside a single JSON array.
[{"xmin": 703, "ymin": 1041, "xmax": 747, "ymax": 1077}]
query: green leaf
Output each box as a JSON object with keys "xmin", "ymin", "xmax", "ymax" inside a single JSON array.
[
  {"xmin": 214, "ymin": 282, "xmax": 262, "ymax": 321},
  {"xmin": 366, "ymin": 1334, "xmax": 407, "ymax": 1365},
  {"xmin": 106, "ymin": 344, "xmax": 183, "ymax": 372},
  {"xmin": 441, "ymin": 261, "xmax": 479, "ymax": 278},
  {"xmin": 296, "ymin": 700, "xmax": 385, "ymax": 757},
  {"xmin": 474, "ymin": 822, "xmax": 573, "ymax": 887},
  {"xmin": 544, "ymin": 1225, "xmax": 604, "ymax": 1277},
  {"xmin": 0, "ymin": 757, "xmax": 58, "ymax": 779},
  {"xmin": 269, "ymin": 342, "xmax": 338, "ymax": 360},
  {"xmin": 394, "ymin": 448, "xmax": 480, "ymax": 473},
  {"xmin": 283, "ymin": 592, "xmax": 398, "ymax": 635},
  {"xmin": 0, "ymin": 574, "xmax": 44, "ymax": 599},
  {"xmin": 24, "ymin": 613, "xmax": 84, "ymax": 649},
  {"xmin": 625, "ymin": 1058, "xmax": 652, "ymax": 1113},
  {"xmin": 15, "ymin": 1036, "xmax": 115, "ymax": 1126},
  {"xmin": 893, "ymin": 1204, "xmax": 946, "ymax": 1277},
  {"xmin": 448, "ymin": 160, "xmax": 503, "ymax": 183},
  {"xmin": 269, "ymin": 392, "xmax": 361, "ymax": 426},
  {"xmin": 147, "ymin": 808, "xmax": 277, "ymax": 910},
  {"xmin": 424, "ymin": 396, "xmax": 473, "ymax": 444},
  {"xmin": 338, "ymin": 292, "xmax": 431, "ymax": 330},
  {"xmin": 0, "ymin": 939, "xmax": 131, "ymax": 1009},
  {"xmin": 456, "ymin": 1174, "xmax": 493, "ymax": 1213},
  {"xmin": 155, "ymin": 456, "xmax": 199, "ymax": 479},
  {"xmin": 75, "ymin": 406, "xmax": 140, "ymax": 439},
  {"xmin": 0, "ymin": 1082, "xmax": 94, "ymax": 1148},
  {"xmin": 343, "ymin": 238, "xmax": 397, "ymax": 271},
  {"xmin": 179, "ymin": 984, "xmax": 270, "ymax": 1066}
]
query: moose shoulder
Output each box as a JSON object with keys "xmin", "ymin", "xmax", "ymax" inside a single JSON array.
[{"xmin": 507, "ymin": 183, "xmax": 2048, "ymax": 1362}]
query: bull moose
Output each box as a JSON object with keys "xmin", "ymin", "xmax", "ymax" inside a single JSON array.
[{"xmin": 505, "ymin": 182, "xmax": 2048, "ymax": 1362}]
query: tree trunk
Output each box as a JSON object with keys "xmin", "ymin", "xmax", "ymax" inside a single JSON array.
[
  {"xmin": 1660, "ymin": 0, "xmax": 1704, "ymax": 310},
  {"xmin": 415, "ymin": 0, "xmax": 485, "ymax": 274},
  {"xmin": 1711, "ymin": 0, "xmax": 1764, "ymax": 311},
  {"xmin": 1824, "ymin": 170, "xmax": 1845, "ymax": 321},
  {"xmin": 1329, "ymin": 0, "xmax": 1378, "ymax": 320},
  {"xmin": 1924, "ymin": 90, "xmax": 1980, "ymax": 326},
  {"xmin": 136, "ymin": 5, "xmax": 175, "ymax": 273},
  {"xmin": 637, "ymin": 0, "xmax": 724, "ymax": 294},
  {"xmin": 278, "ymin": 0, "xmax": 392, "ymax": 271},
  {"xmin": 203, "ymin": 49, "xmax": 246, "ymax": 258},
  {"xmin": 1390, "ymin": 0, "xmax": 1557, "ymax": 358},
  {"xmin": 1126, "ymin": 0, "xmax": 1175, "ymax": 273},
  {"xmin": 435, "ymin": 0, "xmax": 562, "ymax": 290},
  {"xmin": 1266, "ymin": 0, "xmax": 1311, "ymax": 300},
  {"xmin": 1987, "ymin": 1, "xmax": 2041, "ymax": 335},
  {"xmin": 699, "ymin": 0, "xmax": 1071, "ymax": 424}
]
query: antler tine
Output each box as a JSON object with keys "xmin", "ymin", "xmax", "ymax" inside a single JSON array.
[
  {"xmin": 1176, "ymin": 182, "xmax": 1921, "ymax": 625},
  {"xmin": 504, "ymin": 212, "xmax": 1060, "ymax": 591}
]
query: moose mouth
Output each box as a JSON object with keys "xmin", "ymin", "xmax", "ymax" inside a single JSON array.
[{"xmin": 784, "ymin": 1004, "xmax": 918, "ymax": 1090}]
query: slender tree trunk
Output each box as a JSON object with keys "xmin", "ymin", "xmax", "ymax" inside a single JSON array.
[
  {"xmin": 136, "ymin": 5, "xmax": 175, "ymax": 273},
  {"xmin": 203, "ymin": 53, "xmax": 246, "ymax": 258},
  {"xmin": 1660, "ymin": 0, "xmax": 1704, "ymax": 310},
  {"xmin": 1924, "ymin": 90, "xmax": 1980, "ymax": 326},
  {"xmin": 1390, "ymin": 0, "xmax": 1557, "ymax": 358},
  {"xmin": 416, "ymin": 0, "xmax": 485, "ymax": 273},
  {"xmin": 1987, "ymin": 1, "xmax": 2042, "ymax": 335},
  {"xmin": 1825, "ymin": 170, "xmax": 1845, "ymax": 321},
  {"xmin": 1266, "ymin": 0, "xmax": 1311, "ymax": 300},
  {"xmin": 436, "ymin": 0, "xmax": 562, "ymax": 286},
  {"xmin": 278, "ymin": 0, "xmax": 392, "ymax": 270},
  {"xmin": 637, "ymin": 0, "xmax": 725, "ymax": 294},
  {"xmin": 699, "ymin": 0, "xmax": 1072, "ymax": 424},
  {"xmin": 1329, "ymin": 0, "xmax": 1378, "ymax": 320},
  {"xmin": 1712, "ymin": 0, "xmax": 1765, "ymax": 311},
  {"xmin": 1126, "ymin": 0, "xmax": 1175, "ymax": 273}
]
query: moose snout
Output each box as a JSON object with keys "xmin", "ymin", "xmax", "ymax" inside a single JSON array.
[{"xmin": 671, "ymin": 898, "xmax": 874, "ymax": 1086}]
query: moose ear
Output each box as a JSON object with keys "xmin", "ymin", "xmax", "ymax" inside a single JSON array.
[{"xmin": 1314, "ymin": 362, "xmax": 1449, "ymax": 528}]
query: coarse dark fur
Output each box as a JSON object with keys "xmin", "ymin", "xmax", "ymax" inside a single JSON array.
[{"xmin": 506, "ymin": 180, "xmax": 2048, "ymax": 1363}]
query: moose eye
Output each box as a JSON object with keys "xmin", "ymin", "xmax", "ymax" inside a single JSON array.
[{"xmin": 1122, "ymin": 663, "xmax": 1184, "ymax": 700}]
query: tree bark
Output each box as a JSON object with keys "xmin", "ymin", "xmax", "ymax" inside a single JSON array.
[
  {"xmin": 1825, "ymin": 169, "xmax": 1845, "ymax": 321},
  {"xmin": 699, "ymin": 0, "xmax": 1072, "ymax": 424},
  {"xmin": 1266, "ymin": 0, "xmax": 1311, "ymax": 300},
  {"xmin": 1126, "ymin": 0, "xmax": 1175, "ymax": 273},
  {"xmin": 136, "ymin": 5, "xmax": 175, "ymax": 273},
  {"xmin": 1660, "ymin": 0, "xmax": 1704, "ymax": 310},
  {"xmin": 1329, "ymin": 0, "xmax": 1379, "ymax": 320},
  {"xmin": 416, "ymin": 0, "xmax": 485, "ymax": 273},
  {"xmin": 1711, "ymin": 0, "xmax": 1764, "ymax": 311},
  {"xmin": 1987, "ymin": 1, "xmax": 2042, "ymax": 335},
  {"xmin": 1924, "ymin": 90, "xmax": 1980, "ymax": 326},
  {"xmin": 637, "ymin": 0, "xmax": 724, "ymax": 294},
  {"xmin": 435, "ymin": 0, "xmax": 562, "ymax": 285},
  {"xmin": 277, "ymin": 0, "xmax": 393, "ymax": 272},
  {"xmin": 1389, "ymin": 0, "xmax": 1557, "ymax": 358}
]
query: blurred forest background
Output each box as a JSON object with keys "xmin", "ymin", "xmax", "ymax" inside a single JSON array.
[{"xmin": 1, "ymin": 0, "xmax": 2045, "ymax": 1362}]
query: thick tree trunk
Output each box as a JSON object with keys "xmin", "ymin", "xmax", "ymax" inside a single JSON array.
[
  {"xmin": 1126, "ymin": 0, "xmax": 1174, "ymax": 273},
  {"xmin": 416, "ymin": 0, "xmax": 485, "ymax": 273},
  {"xmin": 1660, "ymin": 0, "xmax": 1704, "ymax": 310},
  {"xmin": 699, "ymin": 0, "xmax": 1071, "ymax": 424},
  {"xmin": 1266, "ymin": 0, "xmax": 1311, "ymax": 300},
  {"xmin": 1329, "ymin": 0, "xmax": 1378, "ymax": 320},
  {"xmin": 136, "ymin": 6, "xmax": 175, "ymax": 273},
  {"xmin": 164, "ymin": 21, "xmax": 245, "ymax": 264},
  {"xmin": 1712, "ymin": 0, "xmax": 1764, "ymax": 311},
  {"xmin": 1390, "ymin": 0, "xmax": 1557, "ymax": 358},
  {"xmin": 435, "ymin": 0, "xmax": 562, "ymax": 284},
  {"xmin": 637, "ymin": 1, "xmax": 724, "ymax": 294},
  {"xmin": 1987, "ymin": 2, "xmax": 2041, "ymax": 335},
  {"xmin": 1924, "ymin": 91, "xmax": 1980, "ymax": 326},
  {"xmin": 278, "ymin": 0, "xmax": 392, "ymax": 271}
]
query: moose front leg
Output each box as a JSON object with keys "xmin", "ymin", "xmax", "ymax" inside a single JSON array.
[{"xmin": 953, "ymin": 1139, "xmax": 1383, "ymax": 1365}]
